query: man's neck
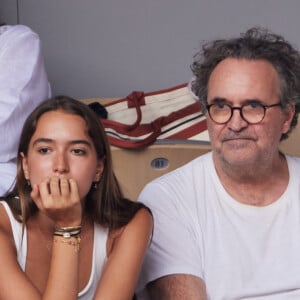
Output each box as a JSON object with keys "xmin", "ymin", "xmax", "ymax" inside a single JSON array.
[{"xmin": 213, "ymin": 152, "xmax": 289, "ymax": 206}]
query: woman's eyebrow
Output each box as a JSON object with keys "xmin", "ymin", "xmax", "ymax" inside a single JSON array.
[
  {"xmin": 32, "ymin": 138, "xmax": 92, "ymax": 147},
  {"xmin": 31, "ymin": 137, "xmax": 53, "ymax": 146},
  {"xmin": 69, "ymin": 140, "xmax": 93, "ymax": 147}
]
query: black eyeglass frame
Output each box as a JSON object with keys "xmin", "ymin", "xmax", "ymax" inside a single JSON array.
[{"xmin": 206, "ymin": 102, "xmax": 282, "ymax": 124}]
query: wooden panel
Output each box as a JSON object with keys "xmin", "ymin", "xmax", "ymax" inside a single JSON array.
[
  {"xmin": 111, "ymin": 142, "xmax": 211, "ymax": 201},
  {"xmin": 280, "ymin": 124, "xmax": 300, "ymax": 157}
]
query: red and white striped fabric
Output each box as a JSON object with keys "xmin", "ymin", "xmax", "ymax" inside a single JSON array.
[{"xmin": 100, "ymin": 83, "xmax": 209, "ymax": 149}]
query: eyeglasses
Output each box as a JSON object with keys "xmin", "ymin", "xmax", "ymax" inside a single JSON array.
[{"xmin": 206, "ymin": 102, "xmax": 282, "ymax": 124}]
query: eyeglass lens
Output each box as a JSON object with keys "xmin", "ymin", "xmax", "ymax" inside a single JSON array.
[{"xmin": 208, "ymin": 103, "xmax": 266, "ymax": 124}]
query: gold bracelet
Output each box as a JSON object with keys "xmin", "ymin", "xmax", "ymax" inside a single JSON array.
[{"xmin": 53, "ymin": 236, "xmax": 81, "ymax": 252}]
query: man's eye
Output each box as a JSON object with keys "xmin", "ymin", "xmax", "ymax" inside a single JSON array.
[
  {"xmin": 215, "ymin": 103, "xmax": 227, "ymax": 109},
  {"xmin": 247, "ymin": 102, "xmax": 261, "ymax": 109}
]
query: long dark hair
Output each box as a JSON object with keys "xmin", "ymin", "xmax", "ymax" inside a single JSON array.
[{"xmin": 2, "ymin": 95, "xmax": 149, "ymax": 230}]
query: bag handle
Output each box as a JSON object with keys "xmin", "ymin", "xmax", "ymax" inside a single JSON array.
[
  {"xmin": 107, "ymin": 124, "xmax": 161, "ymax": 148},
  {"xmin": 104, "ymin": 102, "xmax": 203, "ymax": 149},
  {"xmin": 102, "ymin": 91, "xmax": 145, "ymax": 132}
]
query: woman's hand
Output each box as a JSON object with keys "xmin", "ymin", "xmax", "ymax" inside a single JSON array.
[{"xmin": 30, "ymin": 175, "xmax": 82, "ymax": 226}]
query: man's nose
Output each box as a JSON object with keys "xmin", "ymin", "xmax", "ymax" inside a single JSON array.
[{"xmin": 227, "ymin": 108, "xmax": 248, "ymax": 131}]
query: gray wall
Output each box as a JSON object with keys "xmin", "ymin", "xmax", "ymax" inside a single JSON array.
[
  {"xmin": 0, "ymin": 0, "xmax": 18, "ymax": 24},
  {"xmin": 2, "ymin": 0, "xmax": 300, "ymax": 98}
]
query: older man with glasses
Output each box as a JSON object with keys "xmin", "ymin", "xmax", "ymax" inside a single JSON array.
[{"xmin": 136, "ymin": 27, "xmax": 300, "ymax": 300}]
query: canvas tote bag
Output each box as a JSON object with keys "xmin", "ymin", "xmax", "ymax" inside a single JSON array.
[{"xmin": 99, "ymin": 83, "xmax": 209, "ymax": 149}]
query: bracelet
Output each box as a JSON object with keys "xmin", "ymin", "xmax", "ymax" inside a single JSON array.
[
  {"xmin": 53, "ymin": 231, "xmax": 81, "ymax": 238},
  {"xmin": 53, "ymin": 225, "xmax": 82, "ymax": 238},
  {"xmin": 54, "ymin": 226, "xmax": 82, "ymax": 232},
  {"xmin": 53, "ymin": 236, "xmax": 81, "ymax": 252}
]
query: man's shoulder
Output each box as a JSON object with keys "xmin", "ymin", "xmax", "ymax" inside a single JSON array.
[{"xmin": 138, "ymin": 152, "xmax": 213, "ymax": 206}]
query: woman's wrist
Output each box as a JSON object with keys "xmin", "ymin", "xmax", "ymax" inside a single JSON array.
[
  {"xmin": 53, "ymin": 235, "xmax": 81, "ymax": 252},
  {"xmin": 53, "ymin": 225, "xmax": 82, "ymax": 237},
  {"xmin": 52, "ymin": 226, "xmax": 82, "ymax": 252}
]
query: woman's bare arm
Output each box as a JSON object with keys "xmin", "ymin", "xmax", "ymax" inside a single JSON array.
[
  {"xmin": 94, "ymin": 208, "xmax": 153, "ymax": 300},
  {"xmin": 0, "ymin": 214, "xmax": 81, "ymax": 300},
  {"xmin": 0, "ymin": 178, "xmax": 83, "ymax": 300},
  {"xmin": 0, "ymin": 205, "xmax": 42, "ymax": 299}
]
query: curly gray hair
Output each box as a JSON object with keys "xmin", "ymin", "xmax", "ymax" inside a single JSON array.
[{"xmin": 191, "ymin": 27, "xmax": 300, "ymax": 140}]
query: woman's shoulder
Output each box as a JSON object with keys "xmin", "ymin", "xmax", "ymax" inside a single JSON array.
[
  {"xmin": 110, "ymin": 207, "xmax": 152, "ymax": 238},
  {"xmin": 107, "ymin": 207, "xmax": 153, "ymax": 256},
  {"xmin": 123, "ymin": 206, "xmax": 152, "ymax": 234},
  {"xmin": 0, "ymin": 201, "xmax": 14, "ymax": 237}
]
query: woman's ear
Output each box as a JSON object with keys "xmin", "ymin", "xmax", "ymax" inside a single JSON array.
[
  {"xmin": 94, "ymin": 159, "xmax": 104, "ymax": 182},
  {"xmin": 20, "ymin": 152, "xmax": 30, "ymax": 180}
]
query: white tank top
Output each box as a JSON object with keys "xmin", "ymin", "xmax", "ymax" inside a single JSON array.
[{"xmin": 0, "ymin": 201, "xmax": 108, "ymax": 299}]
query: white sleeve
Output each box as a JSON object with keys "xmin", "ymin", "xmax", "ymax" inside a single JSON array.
[
  {"xmin": 136, "ymin": 175, "xmax": 204, "ymax": 294},
  {"xmin": 0, "ymin": 25, "xmax": 51, "ymax": 194}
]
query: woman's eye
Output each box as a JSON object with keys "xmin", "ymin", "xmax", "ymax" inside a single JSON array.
[
  {"xmin": 72, "ymin": 149, "xmax": 86, "ymax": 155},
  {"xmin": 38, "ymin": 147, "xmax": 50, "ymax": 154}
]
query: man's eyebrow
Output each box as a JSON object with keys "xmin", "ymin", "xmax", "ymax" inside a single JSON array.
[
  {"xmin": 211, "ymin": 97, "xmax": 227, "ymax": 104},
  {"xmin": 244, "ymin": 98, "xmax": 262, "ymax": 104},
  {"xmin": 210, "ymin": 97, "xmax": 263, "ymax": 104}
]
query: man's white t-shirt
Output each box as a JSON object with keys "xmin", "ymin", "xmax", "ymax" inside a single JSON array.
[{"xmin": 137, "ymin": 152, "xmax": 300, "ymax": 299}]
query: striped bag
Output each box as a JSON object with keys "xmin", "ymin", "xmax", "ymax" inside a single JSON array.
[{"xmin": 99, "ymin": 83, "xmax": 209, "ymax": 149}]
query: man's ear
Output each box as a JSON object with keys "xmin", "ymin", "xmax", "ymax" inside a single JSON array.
[
  {"xmin": 94, "ymin": 159, "xmax": 104, "ymax": 182},
  {"xmin": 20, "ymin": 152, "xmax": 30, "ymax": 180},
  {"xmin": 282, "ymin": 102, "xmax": 296, "ymax": 134}
]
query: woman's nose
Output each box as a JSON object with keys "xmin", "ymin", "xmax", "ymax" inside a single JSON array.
[{"xmin": 53, "ymin": 153, "xmax": 69, "ymax": 174}]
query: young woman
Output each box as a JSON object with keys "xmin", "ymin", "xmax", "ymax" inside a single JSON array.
[{"xmin": 0, "ymin": 95, "xmax": 153, "ymax": 300}]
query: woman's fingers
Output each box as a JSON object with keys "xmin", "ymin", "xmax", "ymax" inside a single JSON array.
[
  {"xmin": 49, "ymin": 176, "xmax": 61, "ymax": 198},
  {"xmin": 32, "ymin": 176, "xmax": 81, "ymax": 215},
  {"xmin": 60, "ymin": 177, "xmax": 70, "ymax": 198},
  {"xmin": 69, "ymin": 178, "xmax": 79, "ymax": 202}
]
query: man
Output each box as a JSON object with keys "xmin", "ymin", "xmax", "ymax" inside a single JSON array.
[
  {"xmin": 0, "ymin": 24, "xmax": 51, "ymax": 195},
  {"xmin": 136, "ymin": 27, "xmax": 300, "ymax": 299}
]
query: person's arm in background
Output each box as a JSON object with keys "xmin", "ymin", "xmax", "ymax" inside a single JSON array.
[{"xmin": 0, "ymin": 24, "xmax": 51, "ymax": 195}]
